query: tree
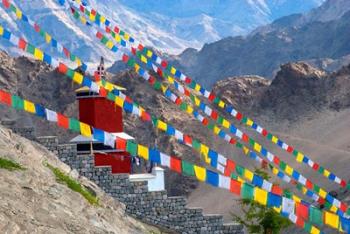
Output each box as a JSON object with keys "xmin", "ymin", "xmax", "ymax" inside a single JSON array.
[{"xmin": 232, "ymin": 168, "xmax": 292, "ymax": 234}]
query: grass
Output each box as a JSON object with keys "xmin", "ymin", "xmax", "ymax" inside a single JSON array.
[
  {"xmin": 0, "ymin": 157, "xmax": 25, "ymax": 171},
  {"xmin": 45, "ymin": 163, "xmax": 99, "ymax": 206}
]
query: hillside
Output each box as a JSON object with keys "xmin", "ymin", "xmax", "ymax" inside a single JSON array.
[
  {"xmin": 0, "ymin": 125, "xmax": 158, "ymax": 233},
  {"xmin": 1, "ymin": 50, "xmax": 350, "ymax": 232},
  {"xmin": 159, "ymin": 0, "xmax": 350, "ymax": 87}
]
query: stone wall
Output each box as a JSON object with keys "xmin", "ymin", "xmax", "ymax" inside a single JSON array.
[{"xmin": 3, "ymin": 127, "xmax": 244, "ymax": 234}]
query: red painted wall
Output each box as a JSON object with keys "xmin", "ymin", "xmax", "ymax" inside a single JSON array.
[
  {"xmin": 79, "ymin": 97, "xmax": 123, "ymax": 133},
  {"xmin": 94, "ymin": 152, "xmax": 131, "ymax": 174}
]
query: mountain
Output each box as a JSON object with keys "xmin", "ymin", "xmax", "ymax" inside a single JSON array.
[
  {"xmin": 0, "ymin": 0, "xmax": 324, "ymax": 64},
  {"xmin": 157, "ymin": 0, "xmax": 350, "ymax": 87}
]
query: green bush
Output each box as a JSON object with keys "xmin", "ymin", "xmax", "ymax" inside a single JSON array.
[
  {"xmin": 0, "ymin": 157, "xmax": 25, "ymax": 171},
  {"xmin": 46, "ymin": 163, "xmax": 99, "ymax": 205}
]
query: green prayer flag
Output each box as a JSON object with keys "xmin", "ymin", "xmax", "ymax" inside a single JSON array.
[
  {"xmin": 101, "ymin": 36, "xmax": 108, "ymax": 45},
  {"xmin": 303, "ymin": 223, "xmax": 312, "ymax": 233},
  {"xmin": 126, "ymin": 141, "xmax": 138, "ymax": 156},
  {"xmin": 217, "ymin": 116, "xmax": 224, "ymax": 125},
  {"xmin": 182, "ymin": 161, "xmax": 195, "ymax": 176},
  {"xmin": 11, "ymin": 95, "xmax": 24, "ymax": 110},
  {"xmin": 69, "ymin": 118, "xmax": 80, "ymax": 132},
  {"xmin": 309, "ymin": 206, "xmax": 323, "ymax": 225},
  {"xmin": 267, "ymin": 133, "xmax": 273, "ymax": 140},
  {"xmin": 66, "ymin": 68, "xmax": 74, "ymax": 79},
  {"xmin": 180, "ymin": 103, "xmax": 187, "ymax": 111},
  {"xmin": 241, "ymin": 183, "xmax": 254, "ymax": 200},
  {"xmin": 280, "ymin": 161, "xmax": 287, "ymax": 170},
  {"xmin": 26, "ymin": 44, "xmax": 35, "ymax": 54},
  {"xmin": 192, "ymin": 140, "xmax": 201, "ymax": 150},
  {"xmin": 153, "ymin": 81, "xmax": 161, "ymax": 91},
  {"xmin": 236, "ymin": 165, "xmax": 244, "ymax": 176}
]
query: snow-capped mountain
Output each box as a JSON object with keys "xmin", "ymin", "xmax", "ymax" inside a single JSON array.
[{"xmin": 0, "ymin": 0, "xmax": 324, "ymax": 66}]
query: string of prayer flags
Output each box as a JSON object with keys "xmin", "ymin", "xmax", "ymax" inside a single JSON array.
[
  {"xmin": 0, "ymin": 88, "xmax": 342, "ymax": 233},
  {"xmin": 68, "ymin": 0, "xmax": 348, "ymax": 191},
  {"xmin": 64, "ymin": 10, "xmax": 347, "ymax": 215}
]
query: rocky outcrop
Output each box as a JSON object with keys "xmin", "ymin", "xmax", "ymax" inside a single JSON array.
[{"xmin": 0, "ymin": 125, "xmax": 157, "ymax": 234}]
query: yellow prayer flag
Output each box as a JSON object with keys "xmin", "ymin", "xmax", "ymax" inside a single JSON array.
[
  {"xmin": 271, "ymin": 135, "xmax": 278, "ymax": 144},
  {"xmin": 310, "ymin": 226, "xmax": 320, "ymax": 234},
  {"xmin": 273, "ymin": 206, "xmax": 281, "ymax": 213},
  {"xmin": 0, "ymin": 26, "xmax": 4, "ymax": 35},
  {"xmin": 105, "ymin": 82, "xmax": 114, "ymax": 91},
  {"xmin": 170, "ymin": 67, "xmax": 176, "ymax": 75},
  {"xmin": 194, "ymin": 166, "xmax": 206, "ymax": 182},
  {"xmin": 244, "ymin": 170, "xmax": 254, "ymax": 181},
  {"xmin": 80, "ymin": 122, "xmax": 91, "ymax": 137},
  {"xmin": 285, "ymin": 165, "xmax": 293, "ymax": 176},
  {"xmin": 218, "ymin": 100, "xmax": 225, "ymax": 108},
  {"xmin": 115, "ymin": 96, "xmax": 124, "ymax": 108},
  {"xmin": 186, "ymin": 105, "xmax": 193, "ymax": 114},
  {"xmin": 330, "ymin": 205, "xmax": 338, "ymax": 213},
  {"xmin": 157, "ymin": 120, "xmax": 167, "ymax": 131},
  {"xmin": 24, "ymin": 100, "xmax": 35, "ymax": 113},
  {"xmin": 194, "ymin": 84, "xmax": 201, "ymax": 91},
  {"xmin": 89, "ymin": 13, "xmax": 96, "ymax": 21},
  {"xmin": 319, "ymin": 188, "xmax": 327, "ymax": 199},
  {"xmin": 222, "ymin": 119, "xmax": 230, "ymax": 129},
  {"xmin": 100, "ymin": 16, "xmax": 106, "ymax": 23},
  {"xmin": 80, "ymin": 16, "xmax": 87, "ymax": 24},
  {"xmin": 146, "ymin": 50, "xmax": 153, "ymax": 58},
  {"xmin": 213, "ymin": 126, "xmax": 220, "ymax": 135},
  {"xmin": 324, "ymin": 211, "xmax": 339, "ymax": 229},
  {"xmin": 253, "ymin": 143, "xmax": 262, "ymax": 152},
  {"xmin": 292, "ymin": 195, "xmax": 301, "ymax": 203},
  {"xmin": 296, "ymin": 152, "xmax": 303, "ymax": 162},
  {"xmin": 324, "ymin": 169, "xmax": 331, "ymax": 178},
  {"xmin": 167, "ymin": 76, "xmax": 175, "ymax": 84},
  {"xmin": 246, "ymin": 118, "xmax": 254, "ymax": 126},
  {"xmin": 272, "ymin": 168, "xmax": 279, "ymax": 175},
  {"xmin": 137, "ymin": 144, "xmax": 149, "ymax": 160},
  {"xmin": 15, "ymin": 9, "xmax": 23, "ymax": 19},
  {"xmin": 45, "ymin": 33, "xmax": 52, "ymax": 43},
  {"xmin": 200, "ymin": 144, "xmax": 209, "ymax": 156},
  {"xmin": 254, "ymin": 187, "xmax": 268, "ymax": 205},
  {"xmin": 106, "ymin": 40, "xmax": 114, "ymax": 49},
  {"xmin": 141, "ymin": 55, "xmax": 147, "ymax": 64},
  {"xmin": 243, "ymin": 146, "xmax": 249, "ymax": 155},
  {"xmin": 34, "ymin": 48, "xmax": 44, "ymax": 61},
  {"xmin": 194, "ymin": 97, "xmax": 200, "ymax": 106},
  {"xmin": 73, "ymin": 72, "xmax": 83, "ymax": 84},
  {"xmin": 114, "ymin": 35, "xmax": 121, "ymax": 43},
  {"xmin": 237, "ymin": 177, "xmax": 244, "ymax": 183},
  {"xmin": 124, "ymin": 33, "xmax": 130, "ymax": 41},
  {"xmin": 134, "ymin": 63, "xmax": 140, "ymax": 73}
]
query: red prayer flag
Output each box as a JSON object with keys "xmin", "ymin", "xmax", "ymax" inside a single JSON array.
[
  {"xmin": 161, "ymin": 61, "xmax": 167, "ymax": 68},
  {"xmin": 286, "ymin": 146, "xmax": 294, "ymax": 153},
  {"xmin": 137, "ymin": 44, "xmax": 144, "ymax": 51},
  {"xmin": 296, "ymin": 203, "xmax": 309, "ymax": 220},
  {"xmin": 224, "ymin": 159, "xmax": 235, "ymax": 176},
  {"xmin": 96, "ymin": 32, "xmax": 103, "ymax": 39},
  {"xmin": 211, "ymin": 111, "xmax": 218, "ymax": 120},
  {"xmin": 341, "ymin": 180, "xmax": 347, "ymax": 188},
  {"xmin": 341, "ymin": 203, "xmax": 348, "ymax": 213},
  {"xmin": 34, "ymin": 23, "xmax": 40, "ymax": 32},
  {"xmin": 183, "ymin": 135, "xmax": 192, "ymax": 145},
  {"xmin": 99, "ymin": 87, "xmax": 107, "ymax": 97},
  {"xmin": 63, "ymin": 47, "xmax": 69, "ymax": 57},
  {"xmin": 271, "ymin": 185, "xmax": 283, "ymax": 195},
  {"xmin": 122, "ymin": 54, "xmax": 129, "ymax": 63},
  {"xmin": 18, "ymin": 38, "xmax": 27, "ymax": 50},
  {"xmin": 262, "ymin": 129, "xmax": 268, "ymax": 136},
  {"xmin": 116, "ymin": 138, "xmax": 127, "ymax": 150},
  {"xmin": 170, "ymin": 157, "xmax": 182, "ymax": 173},
  {"xmin": 113, "ymin": 26, "xmax": 119, "ymax": 33},
  {"xmin": 229, "ymin": 138, "xmax": 236, "ymax": 145},
  {"xmin": 208, "ymin": 93, "xmax": 215, "ymax": 102},
  {"xmin": 305, "ymin": 180, "xmax": 313, "ymax": 190},
  {"xmin": 2, "ymin": 0, "xmax": 10, "ymax": 8},
  {"xmin": 0, "ymin": 90, "xmax": 11, "ymax": 106},
  {"xmin": 312, "ymin": 163, "xmax": 320, "ymax": 170},
  {"xmin": 58, "ymin": 63, "xmax": 68, "ymax": 74},
  {"xmin": 230, "ymin": 179, "xmax": 241, "ymax": 195},
  {"xmin": 91, "ymin": 9, "xmax": 97, "ymax": 16},
  {"xmin": 235, "ymin": 112, "xmax": 243, "ymax": 121},
  {"xmin": 185, "ymin": 77, "xmax": 191, "ymax": 84},
  {"xmin": 184, "ymin": 89, "xmax": 190, "ymax": 96},
  {"xmin": 242, "ymin": 133, "xmax": 249, "ymax": 142},
  {"xmin": 202, "ymin": 118, "xmax": 209, "ymax": 126},
  {"xmin": 273, "ymin": 157, "xmax": 280, "ymax": 165},
  {"xmin": 296, "ymin": 217, "xmax": 304, "ymax": 228},
  {"xmin": 79, "ymin": 5, "xmax": 84, "ymax": 12},
  {"xmin": 106, "ymin": 26, "xmax": 111, "ymax": 33},
  {"xmin": 57, "ymin": 114, "xmax": 69, "ymax": 129}
]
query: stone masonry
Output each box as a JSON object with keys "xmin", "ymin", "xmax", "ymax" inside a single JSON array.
[{"xmin": 5, "ymin": 126, "xmax": 244, "ymax": 234}]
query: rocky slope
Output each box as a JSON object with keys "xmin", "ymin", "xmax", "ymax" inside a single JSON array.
[
  {"xmin": 158, "ymin": 0, "xmax": 350, "ymax": 87},
  {"xmin": 0, "ymin": 125, "xmax": 158, "ymax": 233}
]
